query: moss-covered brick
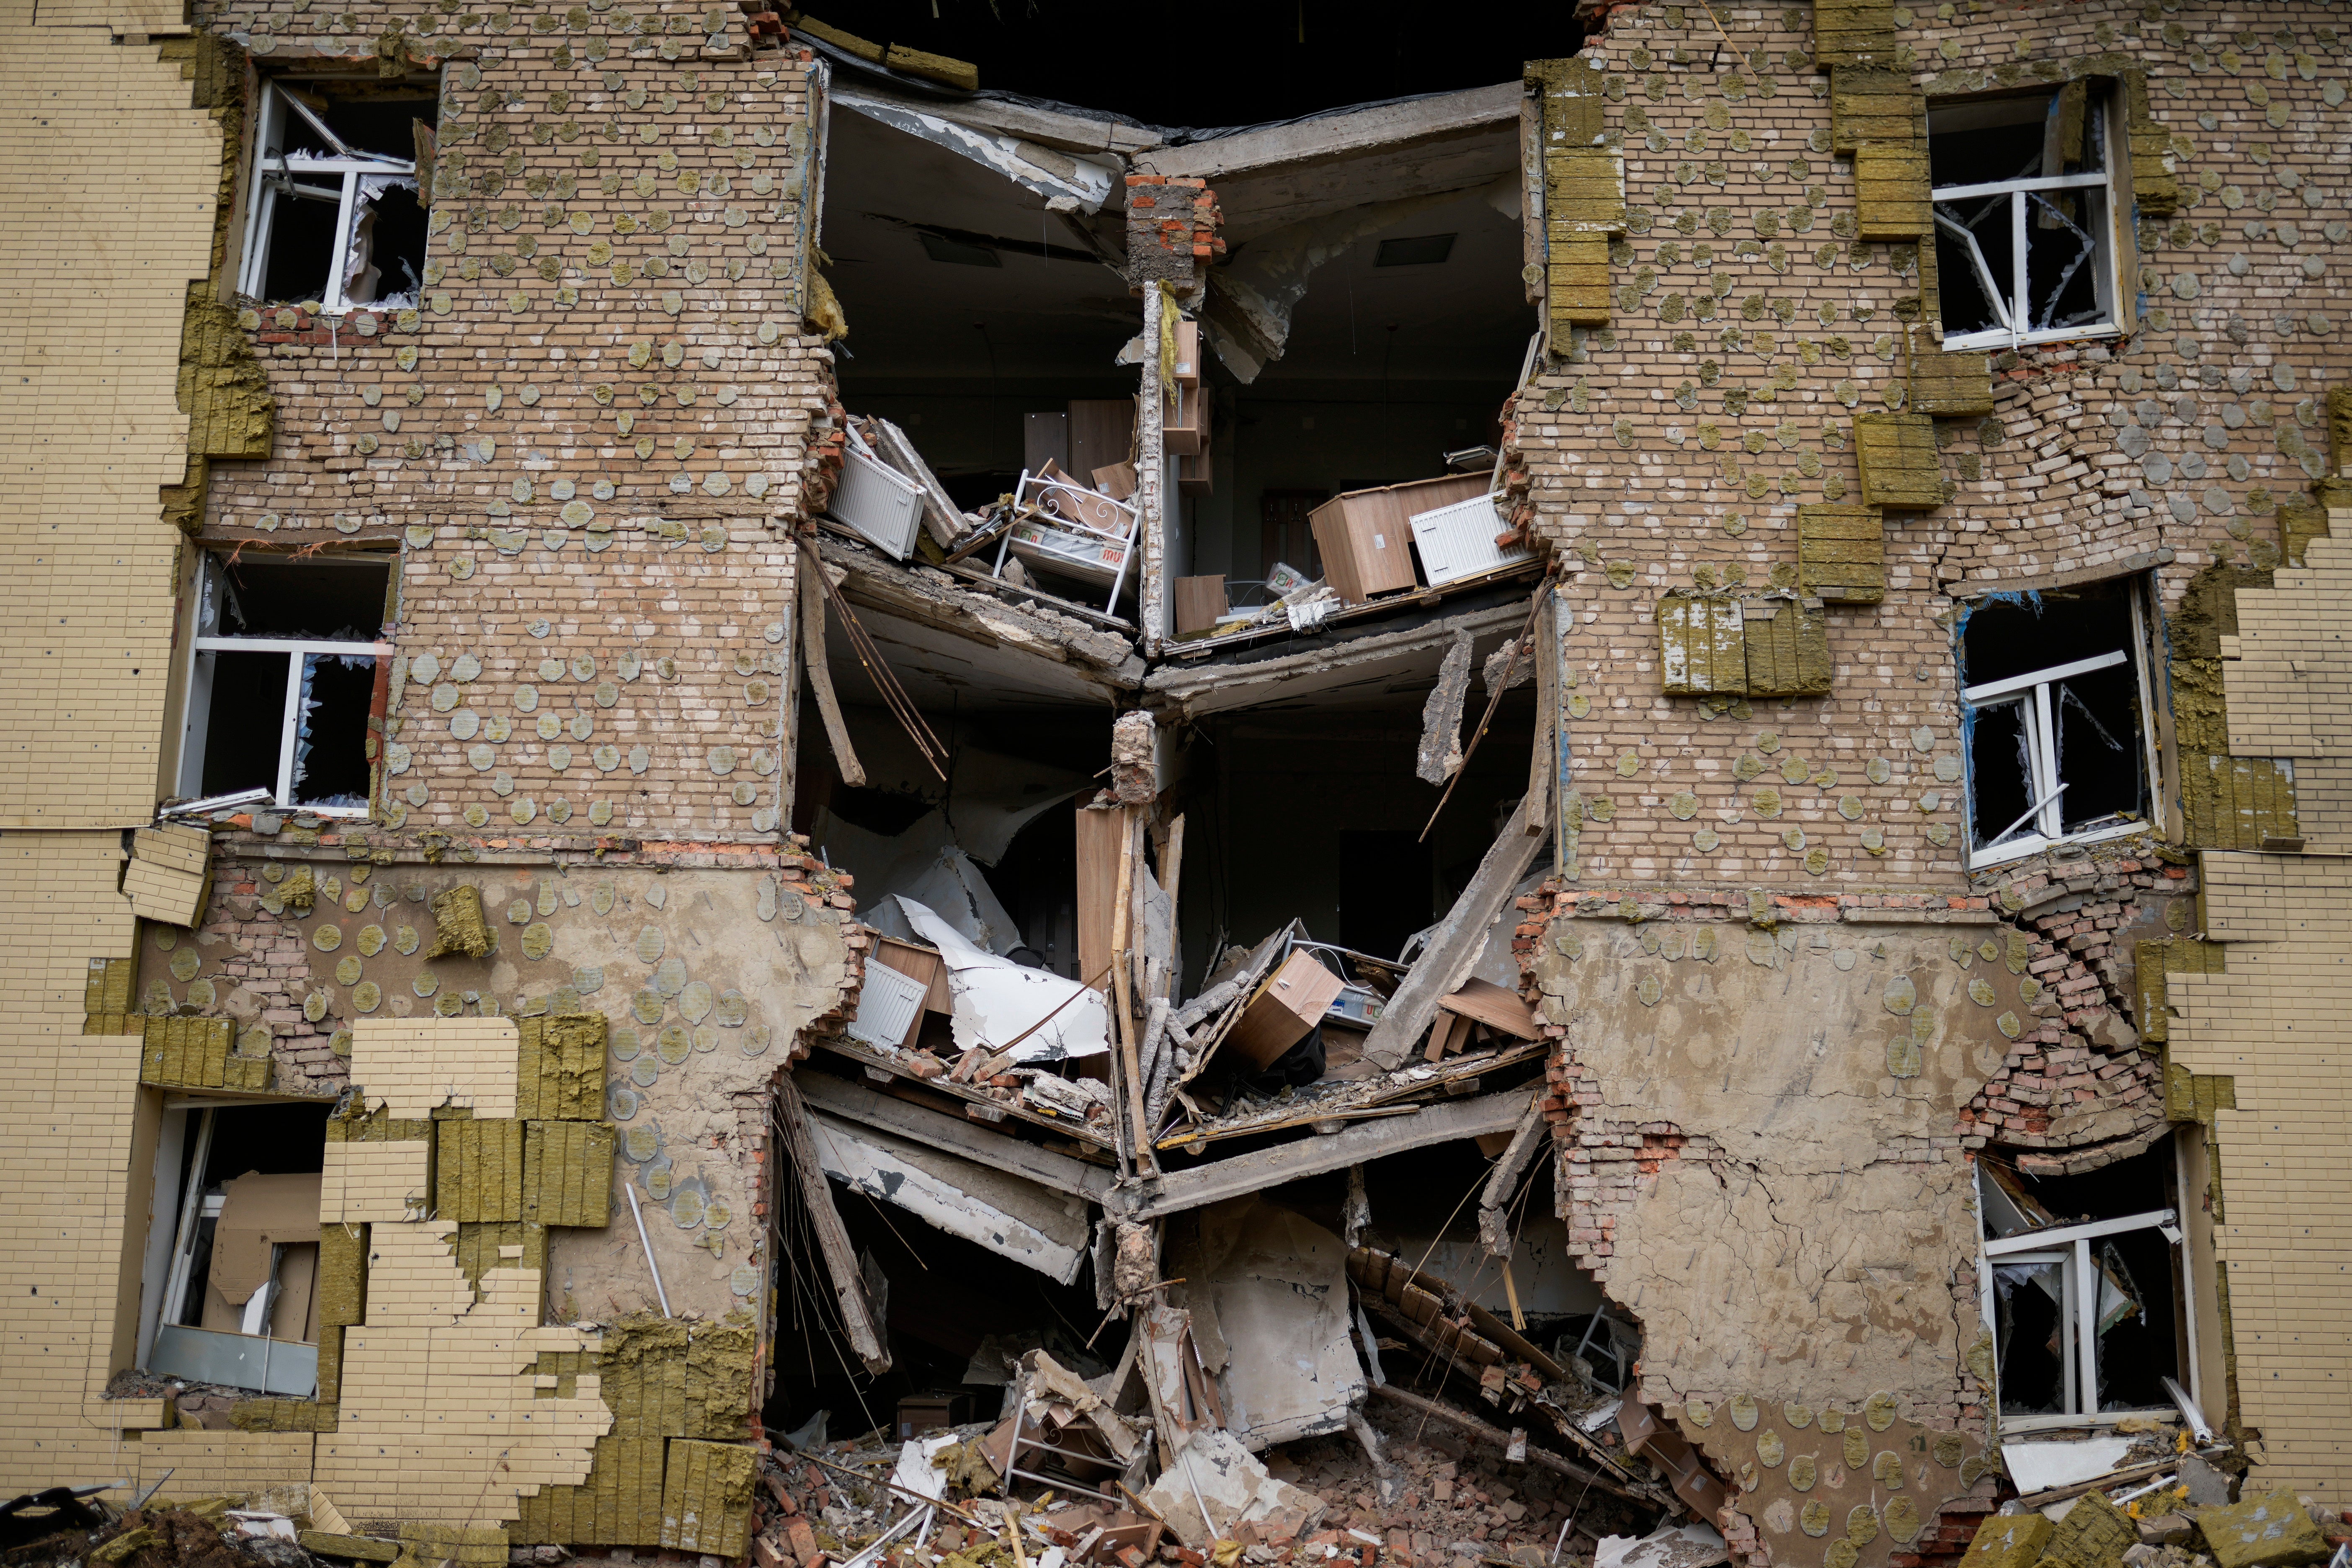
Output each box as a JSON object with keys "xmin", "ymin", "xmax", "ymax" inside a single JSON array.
[
  {"xmin": 1813, "ymin": 0, "xmax": 1898, "ymax": 68},
  {"xmin": 1855, "ymin": 413, "xmax": 1943, "ymax": 509},
  {"xmin": 450, "ymin": 1219, "xmax": 548, "ymax": 1299},
  {"xmin": 1855, "ymin": 144, "xmax": 1932, "ymax": 241},
  {"xmin": 1961, "ymin": 1514, "xmax": 2053, "ymax": 1568},
  {"xmin": 436, "ymin": 1117, "xmax": 524, "ymax": 1222},
  {"xmin": 318, "ymin": 1221, "xmax": 368, "ymax": 1327},
  {"xmin": 1656, "ymin": 592, "xmax": 1747, "ymax": 696},
  {"xmin": 518, "ymin": 1012, "xmax": 608, "ymax": 1121},
  {"xmin": 523, "ymin": 1119, "xmax": 616, "ymax": 1228},
  {"xmin": 1797, "ymin": 505, "xmax": 1886, "ymax": 604},
  {"xmin": 426, "ymin": 883, "xmax": 494, "ymax": 959},
  {"xmin": 659, "ymin": 1438, "xmax": 755, "ymax": 1557},
  {"xmin": 1742, "ymin": 594, "xmax": 1833, "ymax": 698},
  {"xmin": 1830, "ymin": 67, "xmax": 1921, "ymax": 155}
]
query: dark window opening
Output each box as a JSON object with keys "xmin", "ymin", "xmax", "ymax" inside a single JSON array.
[
  {"xmin": 1959, "ymin": 579, "xmax": 2148, "ymax": 857},
  {"xmin": 242, "ymin": 79, "xmax": 432, "ymax": 310},
  {"xmin": 1375, "ymin": 234, "xmax": 1457, "ymax": 268},
  {"xmin": 1929, "ymin": 88, "xmax": 2113, "ymax": 346}
]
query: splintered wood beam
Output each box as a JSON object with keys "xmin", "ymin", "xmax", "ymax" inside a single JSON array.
[
  {"xmin": 775, "ymin": 1074, "xmax": 891, "ymax": 1372},
  {"xmin": 798, "ymin": 551, "xmax": 866, "ymax": 787}
]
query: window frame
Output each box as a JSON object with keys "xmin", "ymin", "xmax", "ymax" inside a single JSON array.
[
  {"xmin": 1932, "ymin": 90, "xmax": 2123, "ymax": 353},
  {"xmin": 1980, "ymin": 1207, "xmax": 2190, "ymax": 1432},
  {"xmin": 175, "ymin": 553, "xmax": 391, "ymax": 819},
  {"xmin": 1959, "ymin": 580, "xmax": 2161, "ymax": 869},
  {"xmin": 235, "ymin": 79, "xmax": 422, "ymax": 314}
]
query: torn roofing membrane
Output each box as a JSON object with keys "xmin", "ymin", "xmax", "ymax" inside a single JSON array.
[{"xmin": 836, "ymin": 90, "xmax": 1120, "ymax": 213}]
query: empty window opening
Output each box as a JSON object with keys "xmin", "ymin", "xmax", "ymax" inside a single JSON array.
[
  {"xmin": 1979, "ymin": 1145, "xmax": 2197, "ymax": 1431},
  {"xmin": 1374, "ymin": 233, "xmax": 1457, "ymax": 268},
  {"xmin": 137, "ymin": 1100, "xmax": 330, "ymax": 1399},
  {"xmin": 1958, "ymin": 577, "xmax": 2154, "ymax": 866},
  {"xmin": 1930, "ymin": 86, "xmax": 2118, "ymax": 350},
  {"xmin": 238, "ymin": 77, "xmax": 434, "ymax": 311},
  {"xmin": 177, "ymin": 552, "xmax": 393, "ymax": 815}
]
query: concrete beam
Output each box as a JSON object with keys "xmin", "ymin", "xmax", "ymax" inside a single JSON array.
[
  {"xmin": 794, "ymin": 1068, "xmax": 1120, "ymax": 1205},
  {"xmin": 1135, "ymin": 84, "xmax": 1521, "ymax": 182},
  {"xmin": 1125, "ymin": 1089, "xmax": 1535, "ymax": 1220}
]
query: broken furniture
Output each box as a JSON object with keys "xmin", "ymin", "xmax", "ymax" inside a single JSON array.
[
  {"xmin": 993, "ymin": 468, "xmax": 1141, "ymax": 617},
  {"xmin": 147, "ymin": 1162, "xmax": 325, "ymax": 1398},
  {"xmin": 1310, "ymin": 475, "xmax": 1488, "ymax": 605}
]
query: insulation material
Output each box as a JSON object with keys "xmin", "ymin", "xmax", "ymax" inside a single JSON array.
[
  {"xmin": 436, "ymin": 1117, "xmax": 525, "ymax": 1222},
  {"xmin": 83, "ymin": 954, "xmax": 135, "ymax": 1033},
  {"xmin": 659, "ymin": 1437, "xmax": 756, "ymax": 1557},
  {"xmin": 1829, "ymin": 68, "xmax": 1922, "ymax": 156},
  {"xmin": 1796, "ymin": 505, "xmax": 1887, "ymax": 604},
  {"xmin": 140, "ymin": 1015, "xmax": 266, "ymax": 1092},
  {"xmin": 426, "ymin": 883, "xmax": 495, "ymax": 959},
  {"xmin": 451, "ymin": 1220, "xmax": 549, "ymax": 1295},
  {"xmin": 1741, "ymin": 594, "xmax": 1833, "ymax": 699},
  {"xmin": 834, "ymin": 90, "xmax": 1117, "ymax": 213},
  {"xmin": 522, "ymin": 1119, "xmax": 616, "ymax": 1229},
  {"xmin": 1172, "ymin": 1197, "xmax": 1365, "ymax": 1450},
  {"xmin": 516, "ymin": 1014, "xmax": 608, "ymax": 1122},
  {"xmin": 806, "ymin": 1111, "xmax": 1090, "ymax": 1284},
  {"xmin": 817, "ymin": 810, "xmax": 1024, "ymax": 955},
  {"xmin": 1655, "ymin": 593, "xmax": 1747, "ymax": 696},
  {"xmin": 124, "ymin": 824, "xmax": 212, "ymax": 926},
  {"xmin": 1854, "ymin": 143, "xmax": 1931, "ymax": 240},
  {"xmin": 317, "ymin": 1222, "xmax": 368, "ymax": 1328},
  {"xmin": 1139, "ymin": 1427, "xmax": 1328, "ymax": 1550},
  {"xmin": 902, "ymin": 898, "xmax": 1110, "ymax": 1060},
  {"xmin": 1854, "ymin": 412, "xmax": 1943, "ymax": 510},
  {"xmin": 595, "ymin": 1313, "xmax": 758, "ymax": 1442},
  {"xmin": 1812, "ymin": 0, "xmax": 1900, "ymax": 70},
  {"xmin": 513, "ymin": 1435, "xmax": 668, "ymax": 1546}
]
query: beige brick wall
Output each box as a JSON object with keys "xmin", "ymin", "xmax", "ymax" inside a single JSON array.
[
  {"xmin": 355, "ymin": 1016, "xmax": 521, "ymax": 1118},
  {"xmin": 2167, "ymin": 851, "xmax": 2352, "ymax": 1505},
  {"xmin": 0, "ymin": 5, "xmax": 217, "ymax": 829}
]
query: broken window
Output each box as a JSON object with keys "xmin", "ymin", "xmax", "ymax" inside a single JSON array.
[
  {"xmin": 237, "ymin": 78, "xmax": 434, "ymax": 311},
  {"xmin": 138, "ymin": 1100, "xmax": 330, "ymax": 1399},
  {"xmin": 1958, "ymin": 576, "xmax": 2155, "ymax": 867},
  {"xmin": 1930, "ymin": 85, "xmax": 2117, "ymax": 350},
  {"xmin": 1978, "ymin": 1149, "xmax": 2204, "ymax": 1433},
  {"xmin": 176, "ymin": 551, "xmax": 393, "ymax": 815}
]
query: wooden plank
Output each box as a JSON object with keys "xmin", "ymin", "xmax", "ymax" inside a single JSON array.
[
  {"xmin": 1075, "ymin": 803, "xmax": 1124, "ymax": 994},
  {"xmin": 1358, "ymin": 823, "xmax": 1545, "ymax": 1073},
  {"xmin": 1524, "ymin": 589, "xmax": 1555, "ymax": 837},
  {"xmin": 1364, "ymin": 1383, "xmax": 1651, "ymax": 1504},
  {"xmin": 775, "ymin": 1074, "xmax": 892, "ymax": 1373},
  {"xmin": 817, "ymin": 1037, "xmax": 1118, "ymax": 1149},
  {"xmin": 792, "ymin": 1070, "xmax": 1121, "ymax": 1204},
  {"xmin": 1436, "ymin": 977, "xmax": 1541, "ymax": 1040},
  {"xmin": 868, "ymin": 417, "xmax": 963, "ymax": 548},
  {"xmin": 1127, "ymin": 1090, "xmax": 1535, "ymax": 1221},
  {"xmin": 798, "ymin": 552, "xmax": 866, "ymax": 786}
]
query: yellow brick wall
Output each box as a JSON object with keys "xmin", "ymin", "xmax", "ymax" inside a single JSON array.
[
  {"xmin": 354, "ymin": 1017, "xmax": 521, "ymax": 1119},
  {"xmin": 2167, "ymin": 851, "xmax": 2352, "ymax": 1505},
  {"xmin": 0, "ymin": 2, "xmax": 216, "ymax": 828}
]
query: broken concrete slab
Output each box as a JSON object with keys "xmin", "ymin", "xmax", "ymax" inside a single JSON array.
[
  {"xmin": 1417, "ymin": 629, "xmax": 1475, "ymax": 785},
  {"xmin": 1170, "ymin": 1197, "xmax": 1364, "ymax": 1451},
  {"xmin": 806, "ymin": 1111, "xmax": 1092, "ymax": 1284},
  {"xmin": 793, "ymin": 1070, "xmax": 1119, "ymax": 1205},
  {"xmin": 1358, "ymin": 815, "xmax": 1543, "ymax": 1072},
  {"xmin": 1594, "ymin": 1522, "xmax": 1728, "ymax": 1568},
  {"xmin": 1138, "ymin": 1427, "xmax": 1328, "ymax": 1550},
  {"xmin": 1145, "ymin": 601, "xmax": 1526, "ymax": 720}
]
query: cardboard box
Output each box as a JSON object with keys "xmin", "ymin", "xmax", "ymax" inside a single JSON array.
[
  {"xmin": 1223, "ymin": 950, "xmax": 1346, "ymax": 1069},
  {"xmin": 1092, "ymin": 460, "xmax": 1138, "ymax": 501},
  {"xmin": 1309, "ymin": 474, "xmax": 1487, "ymax": 604},
  {"xmin": 895, "ymin": 1393, "xmax": 973, "ymax": 1439},
  {"xmin": 1172, "ymin": 317, "xmax": 1201, "ymax": 384},
  {"xmin": 1174, "ymin": 575, "xmax": 1229, "ymax": 637}
]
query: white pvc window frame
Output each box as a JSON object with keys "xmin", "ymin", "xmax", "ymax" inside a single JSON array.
[
  {"xmin": 1981, "ymin": 1208, "xmax": 2190, "ymax": 1432},
  {"xmin": 1962, "ymin": 586, "xmax": 2161, "ymax": 869},
  {"xmin": 1932, "ymin": 95, "xmax": 2121, "ymax": 353},
  {"xmin": 176, "ymin": 555, "xmax": 388, "ymax": 818},
  {"xmin": 236, "ymin": 79, "xmax": 418, "ymax": 313}
]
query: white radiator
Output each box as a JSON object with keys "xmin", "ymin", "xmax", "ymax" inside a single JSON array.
[
  {"xmin": 829, "ymin": 446, "xmax": 926, "ymax": 560},
  {"xmin": 845, "ymin": 958, "xmax": 929, "ymax": 1050},
  {"xmin": 1409, "ymin": 493, "xmax": 1528, "ymax": 588}
]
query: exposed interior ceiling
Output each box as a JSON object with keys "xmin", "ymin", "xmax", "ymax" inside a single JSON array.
[
  {"xmin": 824, "ymin": 593, "xmax": 1130, "ymax": 712},
  {"xmin": 797, "ymin": 1, "xmax": 1581, "ymax": 129}
]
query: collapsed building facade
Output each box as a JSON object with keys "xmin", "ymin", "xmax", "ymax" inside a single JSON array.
[{"xmin": 4, "ymin": 0, "xmax": 2350, "ymax": 1563}]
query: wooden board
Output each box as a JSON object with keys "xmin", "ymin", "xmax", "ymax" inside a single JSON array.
[
  {"xmin": 1309, "ymin": 475, "xmax": 1486, "ymax": 604},
  {"xmin": 1075, "ymin": 804, "xmax": 1126, "ymax": 991},
  {"xmin": 1068, "ymin": 397, "xmax": 1136, "ymax": 482},
  {"xmin": 1173, "ymin": 575, "xmax": 1228, "ymax": 637},
  {"xmin": 1224, "ymin": 949, "xmax": 1347, "ymax": 1069},
  {"xmin": 1435, "ymin": 977, "xmax": 1541, "ymax": 1040}
]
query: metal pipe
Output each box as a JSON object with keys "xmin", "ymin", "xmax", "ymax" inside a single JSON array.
[{"xmin": 625, "ymin": 1181, "xmax": 672, "ymax": 1317}]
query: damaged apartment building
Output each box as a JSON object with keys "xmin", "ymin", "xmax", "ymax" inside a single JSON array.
[{"xmin": 7, "ymin": 1, "xmax": 2352, "ymax": 1566}]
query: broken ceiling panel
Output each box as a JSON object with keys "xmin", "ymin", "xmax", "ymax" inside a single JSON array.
[
  {"xmin": 806, "ymin": 1111, "xmax": 1091, "ymax": 1284},
  {"xmin": 815, "ymin": 811, "xmax": 1024, "ymax": 954},
  {"xmin": 903, "ymin": 898, "xmax": 1111, "ymax": 1060},
  {"xmin": 837, "ymin": 89, "xmax": 1121, "ymax": 213}
]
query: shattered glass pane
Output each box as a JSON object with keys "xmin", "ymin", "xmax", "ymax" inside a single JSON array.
[
  {"xmin": 1966, "ymin": 697, "xmax": 2032, "ymax": 849},
  {"xmin": 290, "ymin": 652, "xmax": 377, "ymax": 808},
  {"xmin": 2025, "ymin": 189, "xmax": 2106, "ymax": 333},
  {"xmin": 2053, "ymin": 663, "xmax": 2145, "ymax": 833},
  {"xmin": 1992, "ymin": 1256, "xmax": 2071, "ymax": 1416}
]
